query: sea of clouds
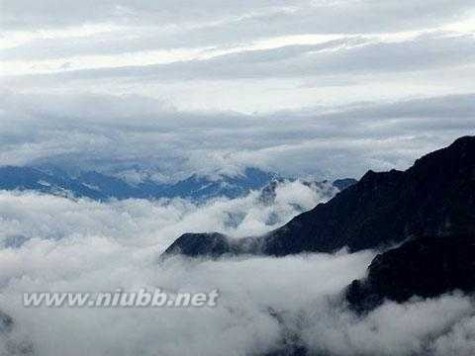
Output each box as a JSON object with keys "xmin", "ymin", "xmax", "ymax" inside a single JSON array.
[{"xmin": 0, "ymin": 181, "xmax": 473, "ymax": 356}]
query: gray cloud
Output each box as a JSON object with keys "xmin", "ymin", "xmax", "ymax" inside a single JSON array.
[
  {"xmin": 2, "ymin": 2, "xmax": 473, "ymax": 116},
  {"xmin": 0, "ymin": 91, "xmax": 473, "ymax": 178},
  {"xmin": 5, "ymin": 32, "xmax": 473, "ymax": 85},
  {"xmin": 2, "ymin": 0, "xmax": 472, "ymax": 36}
]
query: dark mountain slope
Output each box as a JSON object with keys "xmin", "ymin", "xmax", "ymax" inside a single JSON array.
[
  {"xmin": 163, "ymin": 136, "xmax": 475, "ymax": 258},
  {"xmin": 346, "ymin": 234, "xmax": 475, "ymax": 311},
  {"xmin": 261, "ymin": 136, "xmax": 474, "ymax": 255},
  {"xmin": 164, "ymin": 233, "xmax": 237, "ymax": 258}
]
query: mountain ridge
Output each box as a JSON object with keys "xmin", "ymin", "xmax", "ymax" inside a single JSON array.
[
  {"xmin": 163, "ymin": 136, "xmax": 475, "ymax": 258},
  {"xmin": 346, "ymin": 234, "xmax": 475, "ymax": 311},
  {"xmin": 0, "ymin": 165, "xmax": 355, "ymax": 204},
  {"xmin": 0, "ymin": 166, "xmax": 274, "ymax": 202}
]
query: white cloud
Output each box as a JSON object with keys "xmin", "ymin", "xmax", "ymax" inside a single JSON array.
[
  {"xmin": 0, "ymin": 180, "xmax": 335, "ymax": 252},
  {"xmin": 11, "ymin": 32, "xmax": 471, "ymax": 80},
  {"xmin": 302, "ymin": 294, "xmax": 474, "ymax": 356},
  {"xmin": 1, "ymin": 0, "xmax": 474, "ymax": 114},
  {"xmin": 0, "ymin": 189, "xmax": 473, "ymax": 355},
  {"xmin": 2, "ymin": 0, "xmax": 473, "ymax": 35}
]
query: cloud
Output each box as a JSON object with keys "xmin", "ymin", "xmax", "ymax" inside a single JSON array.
[
  {"xmin": 0, "ymin": 180, "xmax": 335, "ymax": 251},
  {"xmin": 301, "ymin": 293, "xmax": 475, "ymax": 355},
  {"xmin": 5, "ymin": 32, "xmax": 474, "ymax": 81},
  {"xmin": 0, "ymin": 189, "xmax": 473, "ymax": 355},
  {"xmin": 0, "ymin": 91, "xmax": 473, "ymax": 178},
  {"xmin": 2, "ymin": 0, "xmax": 472, "ymax": 36},
  {"xmin": 1, "ymin": 1, "xmax": 473, "ymax": 115}
]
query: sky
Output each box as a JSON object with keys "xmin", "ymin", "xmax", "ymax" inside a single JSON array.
[{"xmin": 1, "ymin": 0, "xmax": 474, "ymax": 178}]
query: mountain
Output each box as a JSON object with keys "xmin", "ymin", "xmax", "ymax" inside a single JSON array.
[
  {"xmin": 0, "ymin": 166, "xmax": 275, "ymax": 202},
  {"xmin": 346, "ymin": 234, "xmax": 475, "ymax": 311},
  {"xmin": 0, "ymin": 166, "xmax": 106, "ymax": 200},
  {"xmin": 164, "ymin": 233, "xmax": 236, "ymax": 259},
  {"xmin": 163, "ymin": 136, "xmax": 475, "ymax": 258},
  {"xmin": 76, "ymin": 170, "xmax": 153, "ymax": 199},
  {"xmin": 160, "ymin": 168, "xmax": 274, "ymax": 200},
  {"xmin": 0, "ymin": 163, "xmax": 357, "ymax": 204}
]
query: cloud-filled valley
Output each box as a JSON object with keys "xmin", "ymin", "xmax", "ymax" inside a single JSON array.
[{"xmin": 0, "ymin": 184, "xmax": 474, "ymax": 356}]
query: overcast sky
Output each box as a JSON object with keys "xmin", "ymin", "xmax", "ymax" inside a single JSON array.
[{"xmin": 0, "ymin": 0, "xmax": 474, "ymax": 178}]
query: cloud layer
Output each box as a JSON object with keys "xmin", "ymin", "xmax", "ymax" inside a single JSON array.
[
  {"xmin": 0, "ymin": 188, "xmax": 473, "ymax": 355},
  {"xmin": 0, "ymin": 91, "xmax": 473, "ymax": 178}
]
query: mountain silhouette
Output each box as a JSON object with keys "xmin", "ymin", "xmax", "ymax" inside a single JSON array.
[
  {"xmin": 346, "ymin": 234, "xmax": 475, "ymax": 311},
  {"xmin": 163, "ymin": 136, "xmax": 475, "ymax": 258}
]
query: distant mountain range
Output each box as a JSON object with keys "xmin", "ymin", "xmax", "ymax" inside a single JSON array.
[
  {"xmin": 163, "ymin": 136, "xmax": 475, "ymax": 309},
  {"xmin": 0, "ymin": 166, "xmax": 272, "ymax": 201},
  {"xmin": 0, "ymin": 165, "xmax": 356, "ymax": 203}
]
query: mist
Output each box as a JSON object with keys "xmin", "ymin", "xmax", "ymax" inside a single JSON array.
[{"xmin": 0, "ymin": 182, "xmax": 473, "ymax": 355}]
